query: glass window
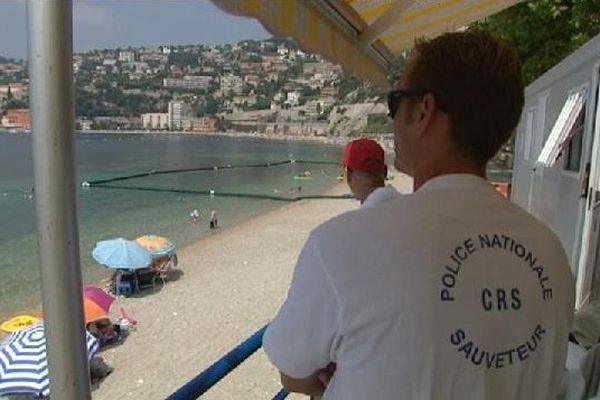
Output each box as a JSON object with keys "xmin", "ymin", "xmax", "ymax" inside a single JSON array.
[
  {"xmin": 537, "ymin": 91, "xmax": 585, "ymax": 167},
  {"xmin": 523, "ymin": 109, "xmax": 534, "ymax": 162},
  {"xmin": 563, "ymin": 106, "xmax": 586, "ymax": 172}
]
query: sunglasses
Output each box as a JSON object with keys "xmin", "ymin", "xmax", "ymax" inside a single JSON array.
[{"xmin": 387, "ymin": 89, "xmax": 427, "ymax": 119}]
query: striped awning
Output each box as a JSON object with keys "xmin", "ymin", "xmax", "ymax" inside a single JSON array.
[{"xmin": 211, "ymin": 0, "xmax": 522, "ymax": 87}]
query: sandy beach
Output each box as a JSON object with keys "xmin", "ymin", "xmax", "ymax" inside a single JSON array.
[{"xmin": 91, "ymin": 175, "xmax": 411, "ymax": 399}]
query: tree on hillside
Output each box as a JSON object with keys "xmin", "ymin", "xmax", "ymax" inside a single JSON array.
[
  {"xmin": 197, "ymin": 98, "xmax": 219, "ymax": 116},
  {"xmin": 0, "ymin": 56, "xmax": 16, "ymax": 64},
  {"xmin": 247, "ymin": 96, "xmax": 270, "ymax": 111},
  {"xmin": 335, "ymin": 75, "xmax": 362, "ymax": 101},
  {"xmin": 255, "ymin": 80, "xmax": 282, "ymax": 99},
  {"xmin": 168, "ymin": 51, "xmax": 199, "ymax": 69},
  {"xmin": 3, "ymin": 97, "xmax": 28, "ymax": 110},
  {"xmin": 387, "ymin": 51, "xmax": 411, "ymax": 87},
  {"xmin": 287, "ymin": 60, "xmax": 304, "ymax": 78},
  {"xmin": 473, "ymin": 0, "xmax": 600, "ymax": 84},
  {"xmin": 79, "ymin": 59, "xmax": 97, "ymax": 73},
  {"xmin": 301, "ymin": 85, "xmax": 319, "ymax": 99},
  {"xmin": 381, "ymin": 2, "xmax": 600, "ymax": 88}
]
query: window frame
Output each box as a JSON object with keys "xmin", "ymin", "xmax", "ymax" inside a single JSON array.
[{"xmin": 561, "ymin": 84, "xmax": 589, "ymax": 178}]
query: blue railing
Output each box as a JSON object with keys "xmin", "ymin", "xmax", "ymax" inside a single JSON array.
[{"xmin": 168, "ymin": 324, "xmax": 288, "ymax": 399}]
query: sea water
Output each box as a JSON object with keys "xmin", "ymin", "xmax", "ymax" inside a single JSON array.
[{"xmin": 0, "ymin": 132, "xmax": 344, "ymax": 318}]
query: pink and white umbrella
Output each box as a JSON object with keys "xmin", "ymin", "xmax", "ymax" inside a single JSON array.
[{"xmin": 83, "ymin": 285, "xmax": 115, "ymax": 316}]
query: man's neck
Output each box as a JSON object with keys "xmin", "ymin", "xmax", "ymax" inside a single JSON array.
[
  {"xmin": 358, "ymin": 182, "xmax": 385, "ymax": 204},
  {"xmin": 413, "ymin": 162, "xmax": 485, "ymax": 191}
]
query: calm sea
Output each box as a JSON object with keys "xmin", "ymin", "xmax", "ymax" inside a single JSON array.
[{"xmin": 0, "ymin": 132, "xmax": 344, "ymax": 318}]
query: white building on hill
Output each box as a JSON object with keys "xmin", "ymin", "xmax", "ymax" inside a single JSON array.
[
  {"xmin": 141, "ymin": 113, "xmax": 169, "ymax": 130},
  {"xmin": 220, "ymin": 75, "xmax": 244, "ymax": 95},
  {"xmin": 118, "ymin": 51, "xmax": 136, "ymax": 63},
  {"xmin": 168, "ymin": 100, "xmax": 193, "ymax": 130}
]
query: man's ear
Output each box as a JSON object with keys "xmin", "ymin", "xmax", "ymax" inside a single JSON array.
[{"xmin": 415, "ymin": 93, "xmax": 437, "ymax": 135}]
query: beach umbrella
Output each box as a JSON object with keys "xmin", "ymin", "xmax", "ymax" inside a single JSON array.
[
  {"xmin": 0, "ymin": 316, "xmax": 39, "ymax": 333},
  {"xmin": 83, "ymin": 286, "xmax": 115, "ymax": 324},
  {"xmin": 33, "ymin": 287, "xmax": 115, "ymax": 326},
  {"xmin": 92, "ymin": 238, "xmax": 152, "ymax": 270},
  {"xmin": 135, "ymin": 234, "xmax": 175, "ymax": 256},
  {"xmin": 83, "ymin": 286, "xmax": 115, "ymax": 315},
  {"xmin": 83, "ymin": 298, "xmax": 109, "ymax": 324},
  {"xmin": 0, "ymin": 324, "xmax": 99, "ymax": 397}
]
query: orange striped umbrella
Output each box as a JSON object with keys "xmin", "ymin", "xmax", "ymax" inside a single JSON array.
[
  {"xmin": 135, "ymin": 235, "xmax": 175, "ymax": 255},
  {"xmin": 83, "ymin": 298, "xmax": 109, "ymax": 324},
  {"xmin": 36, "ymin": 298, "xmax": 109, "ymax": 325}
]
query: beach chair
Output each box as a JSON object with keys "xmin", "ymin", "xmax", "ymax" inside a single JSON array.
[
  {"xmin": 120, "ymin": 307, "xmax": 138, "ymax": 326},
  {"xmin": 115, "ymin": 272, "xmax": 138, "ymax": 297},
  {"xmin": 152, "ymin": 259, "xmax": 170, "ymax": 288},
  {"xmin": 136, "ymin": 267, "xmax": 156, "ymax": 292},
  {"xmin": 168, "ymin": 253, "xmax": 179, "ymax": 270}
]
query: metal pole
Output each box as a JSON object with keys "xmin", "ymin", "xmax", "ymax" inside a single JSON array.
[
  {"xmin": 27, "ymin": 1, "xmax": 91, "ymax": 399},
  {"xmin": 168, "ymin": 325, "xmax": 268, "ymax": 399}
]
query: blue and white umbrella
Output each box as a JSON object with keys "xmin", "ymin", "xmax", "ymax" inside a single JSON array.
[
  {"xmin": 92, "ymin": 237, "xmax": 152, "ymax": 270},
  {"xmin": 0, "ymin": 323, "xmax": 99, "ymax": 397}
]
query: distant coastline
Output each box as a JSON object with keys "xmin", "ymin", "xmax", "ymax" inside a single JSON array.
[
  {"xmin": 82, "ymin": 129, "xmax": 355, "ymax": 146},
  {"xmin": 0, "ymin": 128, "xmax": 358, "ymax": 147}
]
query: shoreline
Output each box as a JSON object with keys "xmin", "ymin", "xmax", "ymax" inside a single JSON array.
[
  {"xmin": 1, "ymin": 128, "xmax": 354, "ymax": 147},
  {"xmin": 86, "ymin": 129, "xmax": 355, "ymax": 147},
  {"xmin": 0, "ymin": 178, "xmax": 348, "ymax": 338},
  {"xmin": 1, "ymin": 129, "xmax": 400, "ymax": 163}
]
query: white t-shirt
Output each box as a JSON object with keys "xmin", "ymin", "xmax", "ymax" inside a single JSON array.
[
  {"xmin": 361, "ymin": 185, "xmax": 399, "ymax": 209},
  {"xmin": 263, "ymin": 174, "xmax": 574, "ymax": 400}
]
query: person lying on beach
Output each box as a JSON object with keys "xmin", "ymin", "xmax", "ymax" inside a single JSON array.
[
  {"xmin": 342, "ymin": 138, "xmax": 398, "ymax": 208},
  {"xmin": 90, "ymin": 355, "xmax": 114, "ymax": 383},
  {"xmin": 87, "ymin": 318, "xmax": 126, "ymax": 348}
]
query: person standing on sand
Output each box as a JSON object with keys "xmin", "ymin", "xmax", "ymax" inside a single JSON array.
[
  {"xmin": 342, "ymin": 138, "xmax": 398, "ymax": 208},
  {"xmin": 189, "ymin": 209, "xmax": 200, "ymax": 224},
  {"xmin": 209, "ymin": 209, "xmax": 218, "ymax": 229},
  {"xmin": 262, "ymin": 31, "xmax": 574, "ymax": 399}
]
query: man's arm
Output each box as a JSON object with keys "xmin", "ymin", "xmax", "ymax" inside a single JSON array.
[
  {"xmin": 280, "ymin": 362, "xmax": 336, "ymax": 396},
  {"xmin": 280, "ymin": 371, "xmax": 325, "ymax": 396},
  {"xmin": 263, "ymin": 235, "xmax": 341, "ymax": 389}
]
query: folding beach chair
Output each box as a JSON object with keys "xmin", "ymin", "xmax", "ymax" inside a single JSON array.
[{"xmin": 152, "ymin": 259, "xmax": 170, "ymax": 289}]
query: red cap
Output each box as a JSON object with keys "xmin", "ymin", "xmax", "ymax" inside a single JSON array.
[{"xmin": 342, "ymin": 138, "xmax": 386, "ymax": 174}]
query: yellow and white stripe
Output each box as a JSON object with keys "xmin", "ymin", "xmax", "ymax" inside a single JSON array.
[{"xmin": 212, "ymin": 0, "xmax": 521, "ymax": 87}]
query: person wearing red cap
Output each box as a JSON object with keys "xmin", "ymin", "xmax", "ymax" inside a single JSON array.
[{"xmin": 342, "ymin": 138, "xmax": 398, "ymax": 207}]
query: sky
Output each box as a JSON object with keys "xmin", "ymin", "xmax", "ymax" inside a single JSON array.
[{"xmin": 0, "ymin": 0, "xmax": 272, "ymax": 60}]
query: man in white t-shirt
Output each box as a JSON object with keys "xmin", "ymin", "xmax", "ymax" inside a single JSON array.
[
  {"xmin": 342, "ymin": 138, "xmax": 399, "ymax": 209},
  {"xmin": 263, "ymin": 31, "xmax": 574, "ymax": 399}
]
